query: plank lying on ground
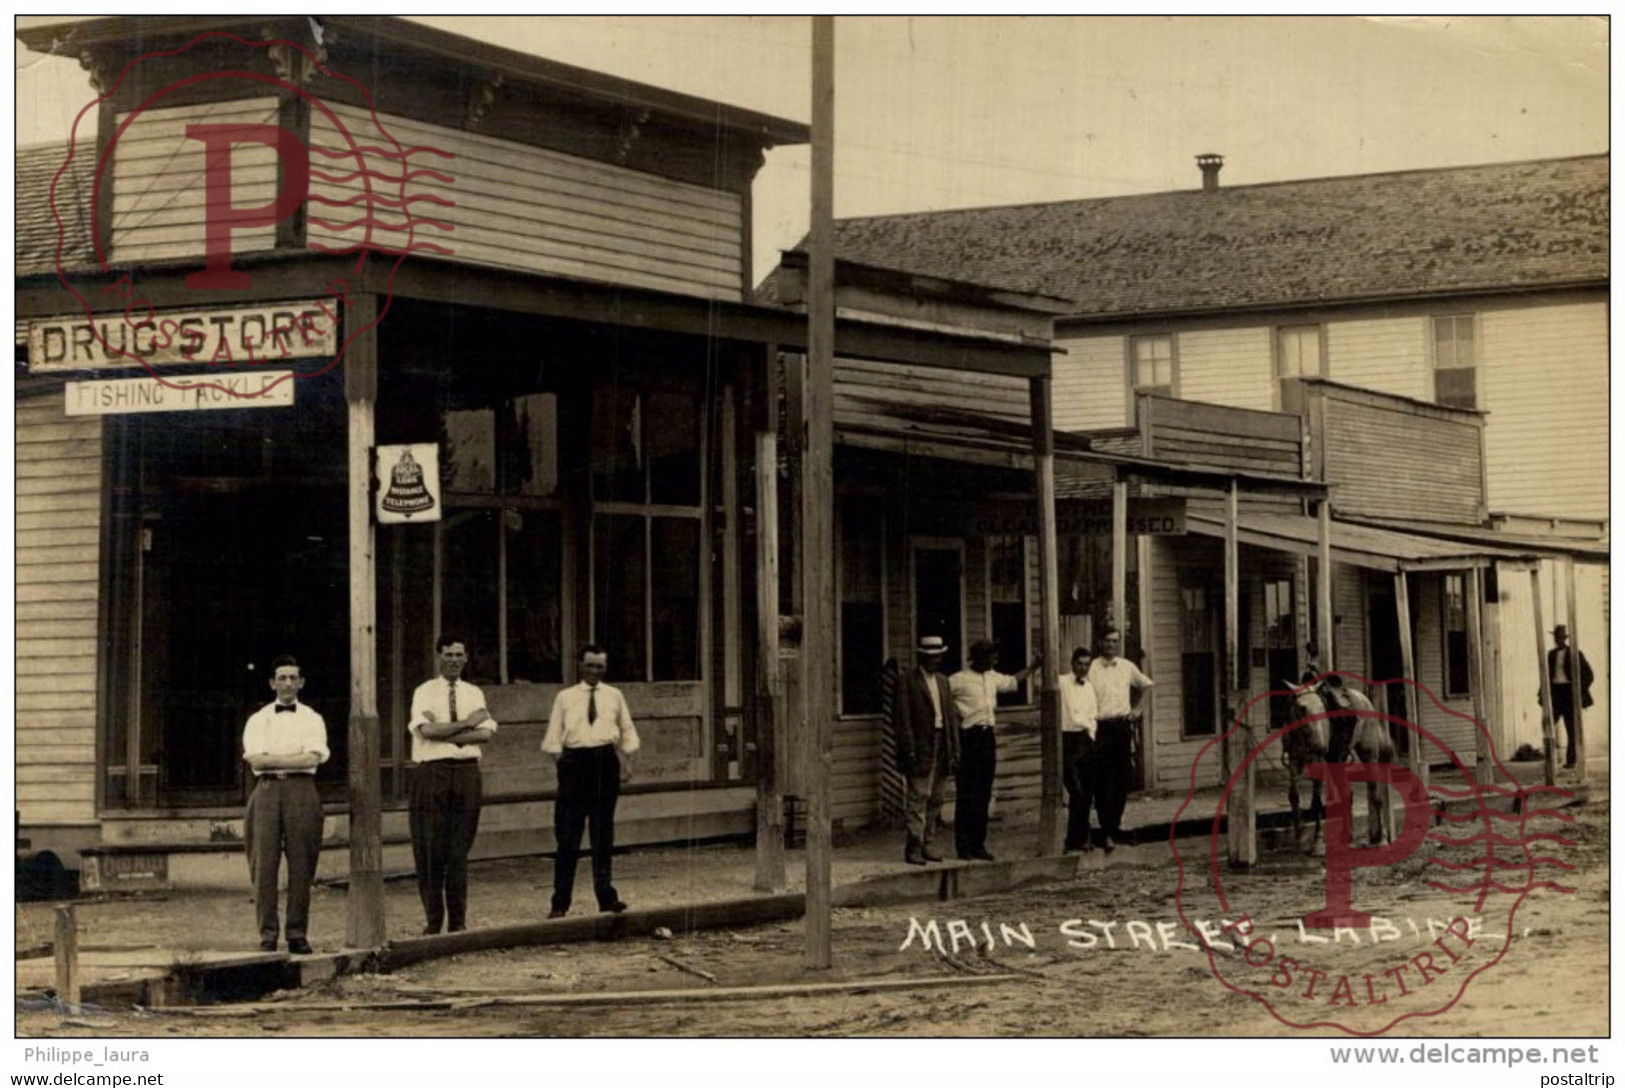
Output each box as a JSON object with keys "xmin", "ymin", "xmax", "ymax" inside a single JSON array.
[
  {"xmin": 451, "ymin": 973, "xmax": 1024, "ymax": 1009},
  {"xmin": 656, "ymin": 954, "xmax": 718, "ymax": 983},
  {"xmin": 166, "ymin": 974, "xmax": 1022, "ymax": 1016}
]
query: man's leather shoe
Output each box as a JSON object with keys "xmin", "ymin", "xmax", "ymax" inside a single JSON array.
[
  {"xmin": 421, "ymin": 924, "xmax": 442, "ymax": 936},
  {"xmin": 287, "ymin": 939, "xmax": 314, "ymax": 956},
  {"xmin": 971, "ymin": 849, "xmax": 996, "ymax": 862},
  {"xmin": 447, "ymin": 923, "xmax": 466, "ymax": 933},
  {"xmin": 920, "ymin": 846, "xmax": 943, "ymax": 863},
  {"xmin": 548, "ymin": 908, "xmax": 568, "ymax": 919},
  {"xmin": 601, "ymin": 900, "xmax": 628, "ymax": 914},
  {"xmin": 259, "ymin": 940, "xmax": 278, "ymax": 952}
]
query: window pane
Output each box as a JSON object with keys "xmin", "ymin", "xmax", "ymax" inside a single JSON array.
[
  {"xmin": 441, "ymin": 509, "xmax": 500, "ymax": 683},
  {"xmin": 501, "ymin": 393, "xmax": 559, "ymax": 497},
  {"xmin": 1436, "ymin": 368, "xmax": 1477, "ymax": 409},
  {"xmin": 1277, "ymin": 326, "xmax": 1321, "ymax": 379},
  {"xmin": 647, "ymin": 389, "xmax": 702, "ymax": 506},
  {"xmin": 594, "ymin": 514, "xmax": 648, "ymax": 679},
  {"xmin": 989, "ymin": 536, "xmax": 1028, "ymax": 705},
  {"xmin": 1133, "ymin": 336, "xmax": 1173, "ymax": 389},
  {"xmin": 506, "ymin": 509, "xmax": 563, "ymax": 683},
  {"xmin": 650, "ymin": 517, "xmax": 700, "ymax": 681},
  {"xmin": 592, "ymin": 386, "xmax": 645, "ymax": 502},
  {"xmin": 839, "ymin": 496, "xmax": 885, "ymax": 714},
  {"xmin": 444, "ymin": 409, "xmax": 495, "ymax": 493}
]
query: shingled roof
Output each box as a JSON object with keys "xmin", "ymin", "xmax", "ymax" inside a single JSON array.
[
  {"xmin": 17, "ymin": 142, "xmax": 98, "ymax": 277},
  {"xmin": 764, "ymin": 155, "xmax": 1608, "ymax": 319}
]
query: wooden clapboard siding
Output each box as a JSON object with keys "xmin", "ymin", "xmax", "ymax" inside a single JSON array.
[
  {"xmin": 1326, "ymin": 316, "xmax": 1429, "ymax": 400},
  {"xmin": 833, "ymin": 357, "xmax": 1030, "ymax": 436},
  {"xmin": 1177, "ymin": 327, "xmax": 1272, "ymax": 411},
  {"xmin": 1317, "ymin": 388, "xmax": 1484, "ymax": 524},
  {"xmin": 832, "ymin": 717, "xmax": 883, "ymax": 826},
  {"xmin": 307, "ymin": 104, "xmax": 744, "ymax": 302},
  {"xmin": 16, "ymin": 393, "xmax": 101, "ymax": 827},
  {"xmin": 111, "ymin": 98, "xmax": 281, "ymax": 265},
  {"xmin": 1053, "ymin": 333, "xmax": 1130, "ymax": 432},
  {"xmin": 1148, "ymin": 535, "xmax": 1225, "ymax": 788},
  {"xmin": 1480, "ymin": 301, "xmax": 1608, "ymax": 520},
  {"xmin": 1410, "ymin": 574, "xmax": 1476, "ymax": 760},
  {"xmin": 1333, "ymin": 565, "xmax": 1368, "ymax": 679}
]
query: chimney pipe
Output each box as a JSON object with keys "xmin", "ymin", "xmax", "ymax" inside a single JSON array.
[{"xmin": 1197, "ymin": 153, "xmax": 1224, "ymax": 193}]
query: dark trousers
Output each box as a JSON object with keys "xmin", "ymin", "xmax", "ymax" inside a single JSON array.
[
  {"xmin": 244, "ymin": 775, "xmax": 323, "ymax": 945},
  {"xmin": 1553, "ymin": 685, "xmax": 1577, "ymax": 764},
  {"xmin": 954, "ymin": 726, "xmax": 997, "ymax": 856},
  {"xmin": 553, "ymin": 745, "xmax": 622, "ymax": 912},
  {"xmin": 1094, "ymin": 717, "xmax": 1135, "ymax": 837},
  {"xmin": 409, "ymin": 760, "xmax": 483, "ymax": 931},
  {"xmin": 1062, "ymin": 731, "xmax": 1096, "ymax": 850}
]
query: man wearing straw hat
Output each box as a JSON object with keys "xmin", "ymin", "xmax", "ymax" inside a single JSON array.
[
  {"xmin": 892, "ymin": 635, "xmax": 960, "ymax": 865},
  {"xmin": 1543, "ymin": 624, "xmax": 1594, "ymax": 769}
]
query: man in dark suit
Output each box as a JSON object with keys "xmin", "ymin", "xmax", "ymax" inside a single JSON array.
[
  {"xmin": 891, "ymin": 635, "xmax": 960, "ymax": 865},
  {"xmin": 1544, "ymin": 624, "xmax": 1595, "ymax": 769}
]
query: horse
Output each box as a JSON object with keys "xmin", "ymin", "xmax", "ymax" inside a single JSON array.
[
  {"xmin": 1287, "ymin": 677, "xmax": 1399, "ymax": 849},
  {"xmin": 1279, "ymin": 681, "xmax": 1332, "ymax": 853}
]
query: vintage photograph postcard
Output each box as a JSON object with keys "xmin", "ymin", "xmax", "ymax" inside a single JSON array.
[{"xmin": 10, "ymin": 13, "xmax": 1610, "ymax": 1079}]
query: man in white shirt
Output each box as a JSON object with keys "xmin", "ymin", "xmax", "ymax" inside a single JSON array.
[
  {"xmin": 542, "ymin": 644, "xmax": 640, "ymax": 917},
  {"xmin": 1060, "ymin": 647, "xmax": 1099, "ymax": 853},
  {"xmin": 242, "ymin": 655, "xmax": 330, "ymax": 954},
  {"xmin": 408, "ymin": 635, "xmax": 497, "ymax": 935},
  {"xmin": 1085, "ymin": 629, "xmax": 1153, "ymax": 852},
  {"xmin": 948, "ymin": 639, "xmax": 1039, "ymax": 862}
]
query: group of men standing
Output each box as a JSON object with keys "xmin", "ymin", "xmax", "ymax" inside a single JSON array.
[
  {"xmin": 238, "ymin": 640, "xmax": 640, "ymax": 953},
  {"xmin": 892, "ymin": 630, "xmax": 1152, "ymax": 866}
]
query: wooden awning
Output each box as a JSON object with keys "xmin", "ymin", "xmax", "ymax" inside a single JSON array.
[{"xmin": 1186, "ymin": 511, "xmax": 1543, "ymax": 573}]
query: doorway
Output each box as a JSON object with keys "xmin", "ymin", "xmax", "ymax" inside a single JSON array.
[
  {"xmin": 1367, "ymin": 577, "xmax": 1413, "ymax": 756},
  {"xmin": 913, "ymin": 542, "xmax": 964, "ymax": 674},
  {"xmin": 106, "ymin": 374, "xmax": 350, "ymax": 808}
]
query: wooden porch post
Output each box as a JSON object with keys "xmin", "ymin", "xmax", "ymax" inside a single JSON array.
[
  {"xmin": 1224, "ymin": 480, "xmax": 1255, "ymax": 867},
  {"xmin": 1465, "ymin": 567, "xmax": 1488, "ymax": 785},
  {"xmin": 1031, "ymin": 377, "xmax": 1063, "ymax": 857},
  {"xmin": 345, "ymin": 291, "xmax": 385, "ymax": 949},
  {"xmin": 754, "ymin": 349, "xmax": 787, "ymax": 891},
  {"xmin": 1531, "ymin": 567, "xmax": 1557, "ymax": 787},
  {"xmin": 1563, "ymin": 559, "xmax": 1586, "ymax": 777},
  {"xmin": 1394, "ymin": 571, "xmax": 1424, "ymax": 785},
  {"xmin": 802, "ymin": 13, "xmax": 836, "ymax": 970},
  {"xmin": 1111, "ymin": 480, "xmax": 1128, "ymax": 638},
  {"xmin": 1316, "ymin": 500, "xmax": 1335, "ymax": 673}
]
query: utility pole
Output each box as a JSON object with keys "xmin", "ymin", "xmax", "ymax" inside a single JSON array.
[{"xmin": 802, "ymin": 13, "xmax": 836, "ymax": 970}]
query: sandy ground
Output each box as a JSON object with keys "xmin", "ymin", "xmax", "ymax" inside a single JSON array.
[{"xmin": 18, "ymin": 785, "xmax": 1606, "ymax": 1039}]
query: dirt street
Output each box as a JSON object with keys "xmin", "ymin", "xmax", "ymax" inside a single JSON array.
[{"xmin": 19, "ymin": 788, "xmax": 1606, "ymax": 1039}]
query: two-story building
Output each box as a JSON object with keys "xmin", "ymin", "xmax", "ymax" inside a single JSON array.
[
  {"xmin": 791, "ymin": 153, "xmax": 1608, "ymax": 788},
  {"xmin": 14, "ymin": 15, "xmax": 1065, "ymax": 882}
]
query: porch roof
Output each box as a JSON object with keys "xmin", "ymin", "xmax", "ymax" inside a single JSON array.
[
  {"xmin": 1186, "ymin": 511, "xmax": 1544, "ymax": 573},
  {"xmin": 1339, "ymin": 516, "xmax": 1610, "ymax": 564}
]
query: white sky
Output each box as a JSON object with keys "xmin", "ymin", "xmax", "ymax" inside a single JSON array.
[{"xmin": 13, "ymin": 15, "xmax": 1611, "ymax": 281}]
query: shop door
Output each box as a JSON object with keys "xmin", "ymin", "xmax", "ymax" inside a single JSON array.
[
  {"xmin": 113, "ymin": 376, "xmax": 349, "ymax": 809},
  {"xmin": 913, "ymin": 542, "xmax": 964, "ymax": 673},
  {"xmin": 1367, "ymin": 580, "xmax": 1411, "ymax": 756}
]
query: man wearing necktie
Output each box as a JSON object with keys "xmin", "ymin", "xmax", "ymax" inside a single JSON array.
[
  {"xmin": 241, "ymin": 655, "xmax": 329, "ymax": 954},
  {"xmin": 542, "ymin": 645, "xmax": 640, "ymax": 917},
  {"xmin": 408, "ymin": 636, "xmax": 497, "ymax": 935}
]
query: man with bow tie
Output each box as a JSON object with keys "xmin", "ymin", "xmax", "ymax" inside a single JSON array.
[
  {"xmin": 242, "ymin": 655, "xmax": 329, "ymax": 954},
  {"xmin": 542, "ymin": 645, "xmax": 640, "ymax": 918},
  {"xmin": 408, "ymin": 635, "xmax": 497, "ymax": 935}
]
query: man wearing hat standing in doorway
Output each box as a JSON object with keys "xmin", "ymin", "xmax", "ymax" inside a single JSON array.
[
  {"xmin": 949, "ymin": 639, "xmax": 1039, "ymax": 861},
  {"xmin": 892, "ymin": 635, "xmax": 960, "ymax": 864},
  {"xmin": 1543, "ymin": 624, "xmax": 1594, "ymax": 769}
]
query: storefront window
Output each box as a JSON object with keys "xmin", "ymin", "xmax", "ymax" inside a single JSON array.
[
  {"xmin": 989, "ymin": 535, "xmax": 1030, "ymax": 705},
  {"xmin": 839, "ymin": 494, "xmax": 885, "ymax": 714},
  {"xmin": 590, "ymin": 380, "xmax": 704, "ymax": 682}
]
